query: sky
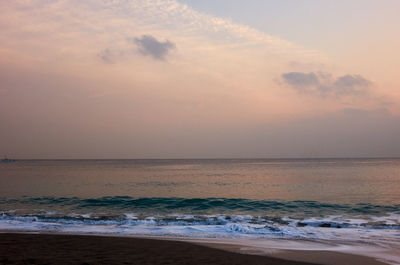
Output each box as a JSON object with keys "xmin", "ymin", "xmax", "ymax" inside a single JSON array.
[{"xmin": 0, "ymin": 0, "xmax": 399, "ymax": 159}]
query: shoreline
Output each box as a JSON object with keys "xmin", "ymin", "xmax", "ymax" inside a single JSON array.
[{"xmin": 0, "ymin": 232, "xmax": 393, "ymax": 265}]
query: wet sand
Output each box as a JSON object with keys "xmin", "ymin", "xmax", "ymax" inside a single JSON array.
[
  {"xmin": 0, "ymin": 233, "xmax": 389, "ymax": 265},
  {"xmin": 0, "ymin": 233, "xmax": 318, "ymax": 265},
  {"xmin": 188, "ymin": 238, "xmax": 391, "ymax": 265}
]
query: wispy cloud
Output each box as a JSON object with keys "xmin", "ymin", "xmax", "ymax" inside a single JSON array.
[{"xmin": 3, "ymin": 0, "xmax": 321, "ymax": 58}]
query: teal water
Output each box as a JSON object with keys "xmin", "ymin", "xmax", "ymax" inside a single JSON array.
[{"xmin": 1, "ymin": 197, "xmax": 400, "ymax": 218}]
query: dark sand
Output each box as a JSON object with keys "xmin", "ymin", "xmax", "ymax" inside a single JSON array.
[{"xmin": 0, "ymin": 233, "xmax": 320, "ymax": 265}]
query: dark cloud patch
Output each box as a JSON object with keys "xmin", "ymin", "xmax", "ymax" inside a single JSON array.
[
  {"xmin": 334, "ymin": 75, "xmax": 371, "ymax": 88},
  {"xmin": 97, "ymin": 35, "xmax": 175, "ymax": 64},
  {"xmin": 333, "ymin": 75, "xmax": 372, "ymax": 96},
  {"xmin": 282, "ymin": 72, "xmax": 319, "ymax": 92},
  {"xmin": 132, "ymin": 35, "xmax": 175, "ymax": 61},
  {"xmin": 98, "ymin": 48, "xmax": 115, "ymax": 64},
  {"xmin": 282, "ymin": 72, "xmax": 372, "ymax": 97}
]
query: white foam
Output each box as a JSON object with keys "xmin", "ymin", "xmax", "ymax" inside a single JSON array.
[
  {"xmin": 124, "ymin": 213, "xmax": 137, "ymax": 220},
  {"xmin": 1, "ymin": 212, "xmax": 400, "ymax": 264}
]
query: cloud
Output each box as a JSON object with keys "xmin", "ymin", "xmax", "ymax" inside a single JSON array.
[
  {"xmin": 98, "ymin": 49, "xmax": 114, "ymax": 64},
  {"xmin": 333, "ymin": 75, "xmax": 372, "ymax": 96},
  {"xmin": 1, "ymin": 0, "xmax": 322, "ymax": 67},
  {"xmin": 123, "ymin": 1, "xmax": 317, "ymax": 58},
  {"xmin": 281, "ymin": 72, "xmax": 319, "ymax": 92},
  {"xmin": 132, "ymin": 35, "xmax": 175, "ymax": 61},
  {"xmin": 282, "ymin": 72, "xmax": 372, "ymax": 97},
  {"xmin": 98, "ymin": 35, "xmax": 175, "ymax": 63}
]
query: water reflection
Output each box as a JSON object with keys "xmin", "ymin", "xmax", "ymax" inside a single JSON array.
[{"xmin": 0, "ymin": 158, "xmax": 399, "ymax": 204}]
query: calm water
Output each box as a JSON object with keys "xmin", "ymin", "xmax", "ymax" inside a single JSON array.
[
  {"xmin": 0, "ymin": 158, "xmax": 400, "ymax": 241},
  {"xmin": 1, "ymin": 158, "xmax": 400, "ymax": 203}
]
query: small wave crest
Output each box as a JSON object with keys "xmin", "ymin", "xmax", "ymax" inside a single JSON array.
[{"xmin": 1, "ymin": 210, "xmax": 400, "ymax": 230}]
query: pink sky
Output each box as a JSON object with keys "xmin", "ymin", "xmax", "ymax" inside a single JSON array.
[{"xmin": 1, "ymin": 0, "xmax": 399, "ymax": 158}]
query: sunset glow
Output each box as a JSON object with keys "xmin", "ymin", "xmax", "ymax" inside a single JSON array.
[{"xmin": 1, "ymin": 0, "xmax": 399, "ymax": 158}]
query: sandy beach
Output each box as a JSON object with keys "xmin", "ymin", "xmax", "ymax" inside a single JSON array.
[{"xmin": 0, "ymin": 233, "xmax": 390, "ymax": 265}]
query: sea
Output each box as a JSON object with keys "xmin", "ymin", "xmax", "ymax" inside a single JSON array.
[{"xmin": 1, "ymin": 159, "xmax": 400, "ymax": 262}]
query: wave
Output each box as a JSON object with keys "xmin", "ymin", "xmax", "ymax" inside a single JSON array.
[
  {"xmin": 1, "ymin": 197, "xmax": 400, "ymax": 236},
  {"xmin": 1, "ymin": 211, "xmax": 400, "ymax": 229},
  {"xmin": 1, "ymin": 197, "xmax": 400, "ymax": 243},
  {"xmin": 1, "ymin": 196, "xmax": 400, "ymax": 216},
  {"xmin": 1, "ymin": 212, "xmax": 400, "ymax": 245}
]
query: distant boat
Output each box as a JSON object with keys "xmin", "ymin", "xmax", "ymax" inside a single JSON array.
[{"xmin": 1, "ymin": 155, "xmax": 16, "ymax": 163}]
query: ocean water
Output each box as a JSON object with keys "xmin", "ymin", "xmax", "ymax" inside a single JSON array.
[{"xmin": 0, "ymin": 159, "xmax": 400, "ymax": 245}]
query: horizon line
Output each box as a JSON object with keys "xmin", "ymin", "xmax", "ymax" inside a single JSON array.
[{"xmin": 5, "ymin": 156, "xmax": 400, "ymax": 160}]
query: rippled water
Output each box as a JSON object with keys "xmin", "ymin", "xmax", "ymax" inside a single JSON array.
[{"xmin": 0, "ymin": 158, "xmax": 399, "ymax": 242}]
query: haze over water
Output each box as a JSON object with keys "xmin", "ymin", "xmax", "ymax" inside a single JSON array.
[{"xmin": 1, "ymin": 158, "xmax": 400, "ymax": 205}]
